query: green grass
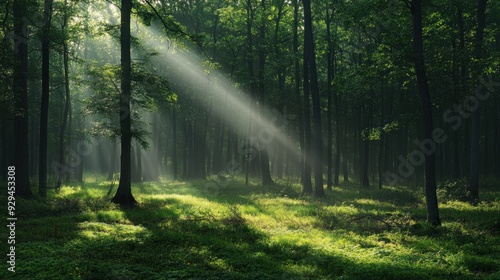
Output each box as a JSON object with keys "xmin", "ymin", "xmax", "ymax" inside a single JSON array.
[{"xmin": 1, "ymin": 176, "xmax": 499, "ymax": 279}]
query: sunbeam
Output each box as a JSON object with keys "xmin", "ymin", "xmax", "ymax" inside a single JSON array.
[{"xmin": 136, "ymin": 25, "xmax": 301, "ymax": 167}]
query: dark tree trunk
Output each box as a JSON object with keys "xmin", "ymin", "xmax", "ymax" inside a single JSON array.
[
  {"xmin": 468, "ymin": 0, "xmax": 487, "ymax": 202},
  {"xmin": 303, "ymin": 0, "xmax": 324, "ymax": 197},
  {"xmin": 65, "ymin": 88, "xmax": 72, "ymax": 182},
  {"xmin": 212, "ymin": 120, "xmax": 223, "ymax": 174},
  {"xmin": 293, "ymin": 0, "xmax": 307, "ymax": 190},
  {"xmin": 112, "ymin": 0, "xmax": 136, "ymax": 206},
  {"xmin": 56, "ymin": 2, "xmax": 71, "ymax": 190},
  {"xmin": 39, "ymin": 0, "xmax": 53, "ymax": 197},
  {"xmin": 378, "ymin": 74, "xmax": 385, "ymax": 189},
  {"xmin": 131, "ymin": 141, "xmax": 142, "ymax": 183},
  {"xmin": 13, "ymin": 0, "xmax": 32, "ymax": 197},
  {"xmin": 245, "ymin": 0, "xmax": 255, "ymax": 186},
  {"xmin": 361, "ymin": 105, "xmax": 370, "ymax": 188},
  {"xmin": 107, "ymin": 140, "xmax": 117, "ymax": 181},
  {"xmin": 409, "ymin": 0, "xmax": 440, "ymax": 225},
  {"xmin": 334, "ymin": 88, "xmax": 341, "ymax": 186},
  {"xmin": 182, "ymin": 119, "xmax": 189, "ymax": 179},
  {"xmin": 29, "ymin": 79, "xmax": 38, "ymax": 178},
  {"xmin": 325, "ymin": 4, "xmax": 334, "ymax": 191},
  {"xmin": 451, "ymin": 8, "xmax": 463, "ymax": 178},
  {"xmin": 172, "ymin": 107, "xmax": 178, "ymax": 180},
  {"xmin": 342, "ymin": 102, "xmax": 349, "ymax": 183},
  {"xmin": 302, "ymin": 45, "xmax": 313, "ymax": 194},
  {"xmin": 257, "ymin": 0, "xmax": 274, "ymax": 186}
]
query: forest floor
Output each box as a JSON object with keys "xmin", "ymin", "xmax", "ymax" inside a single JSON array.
[{"xmin": 1, "ymin": 176, "xmax": 499, "ymax": 279}]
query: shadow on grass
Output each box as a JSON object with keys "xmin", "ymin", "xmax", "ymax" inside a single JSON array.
[{"xmin": 5, "ymin": 179, "xmax": 499, "ymax": 279}]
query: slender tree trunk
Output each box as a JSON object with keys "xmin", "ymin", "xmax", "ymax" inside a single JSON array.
[
  {"xmin": 112, "ymin": 0, "xmax": 136, "ymax": 205},
  {"xmin": 39, "ymin": 0, "xmax": 53, "ymax": 197},
  {"xmin": 182, "ymin": 119, "xmax": 188, "ymax": 178},
  {"xmin": 56, "ymin": 1, "xmax": 71, "ymax": 190},
  {"xmin": 409, "ymin": 0, "xmax": 440, "ymax": 225},
  {"xmin": 258, "ymin": 0, "xmax": 273, "ymax": 186},
  {"xmin": 212, "ymin": 120, "xmax": 223, "ymax": 174},
  {"xmin": 302, "ymin": 50, "xmax": 313, "ymax": 194},
  {"xmin": 172, "ymin": 107, "xmax": 178, "ymax": 180},
  {"xmin": 468, "ymin": 0, "xmax": 487, "ymax": 202},
  {"xmin": 325, "ymin": 4, "xmax": 334, "ymax": 190},
  {"xmin": 301, "ymin": 32, "xmax": 314, "ymax": 194},
  {"xmin": 13, "ymin": 0, "xmax": 32, "ymax": 197},
  {"xmin": 361, "ymin": 105, "xmax": 370, "ymax": 188},
  {"xmin": 108, "ymin": 140, "xmax": 117, "ymax": 180},
  {"xmin": 65, "ymin": 90, "xmax": 72, "ymax": 182},
  {"xmin": 378, "ymin": 72, "xmax": 385, "ymax": 189},
  {"xmin": 245, "ymin": 0, "xmax": 255, "ymax": 186},
  {"xmin": 303, "ymin": 0, "xmax": 324, "ymax": 197},
  {"xmin": 293, "ymin": 0, "xmax": 306, "ymax": 189}
]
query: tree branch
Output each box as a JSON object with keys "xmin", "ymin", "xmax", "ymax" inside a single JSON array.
[{"xmin": 141, "ymin": 0, "xmax": 211, "ymax": 60}]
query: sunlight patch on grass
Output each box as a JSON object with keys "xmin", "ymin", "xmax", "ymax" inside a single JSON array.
[
  {"xmin": 78, "ymin": 221, "xmax": 148, "ymax": 240},
  {"xmin": 353, "ymin": 198, "xmax": 396, "ymax": 209},
  {"xmin": 7, "ymin": 176, "xmax": 499, "ymax": 279}
]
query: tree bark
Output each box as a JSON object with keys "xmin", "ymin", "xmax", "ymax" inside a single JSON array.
[
  {"xmin": 56, "ymin": 0, "xmax": 71, "ymax": 190},
  {"xmin": 112, "ymin": 0, "xmax": 136, "ymax": 206},
  {"xmin": 325, "ymin": 4, "xmax": 334, "ymax": 190},
  {"xmin": 39, "ymin": 0, "xmax": 53, "ymax": 197},
  {"xmin": 409, "ymin": 0, "xmax": 440, "ymax": 225},
  {"xmin": 468, "ymin": 0, "xmax": 487, "ymax": 202},
  {"xmin": 303, "ymin": 0, "xmax": 324, "ymax": 197},
  {"xmin": 13, "ymin": 0, "xmax": 32, "ymax": 197},
  {"xmin": 293, "ymin": 0, "xmax": 307, "ymax": 191},
  {"xmin": 172, "ymin": 107, "xmax": 178, "ymax": 179},
  {"xmin": 361, "ymin": 105, "xmax": 370, "ymax": 188},
  {"xmin": 258, "ymin": 0, "xmax": 273, "ymax": 186}
]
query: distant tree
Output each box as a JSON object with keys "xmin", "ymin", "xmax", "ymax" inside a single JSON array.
[
  {"xmin": 55, "ymin": 0, "xmax": 72, "ymax": 190},
  {"xmin": 468, "ymin": 0, "xmax": 488, "ymax": 203},
  {"xmin": 39, "ymin": 0, "xmax": 53, "ymax": 198},
  {"xmin": 13, "ymin": 0, "xmax": 32, "ymax": 197},
  {"xmin": 257, "ymin": 0, "xmax": 274, "ymax": 186}
]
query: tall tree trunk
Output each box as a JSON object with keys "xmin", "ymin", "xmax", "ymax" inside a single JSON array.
[
  {"xmin": 39, "ymin": 0, "xmax": 53, "ymax": 198},
  {"xmin": 172, "ymin": 107, "xmax": 178, "ymax": 180},
  {"xmin": 182, "ymin": 119, "xmax": 189, "ymax": 179},
  {"xmin": 302, "ymin": 44, "xmax": 313, "ymax": 194},
  {"xmin": 56, "ymin": 0, "xmax": 71, "ymax": 190},
  {"xmin": 293, "ymin": 0, "xmax": 306, "ymax": 190},
  {"xmin": 325, "ymin": 3, "xmax": 334, "ymax": 190},
  {"xmin": 408, "ymin": 0, "xmax": 440, "ymax": 225},
  {"xmin": 303, "ymin": 0, "xmax": 324, "ymax": 197},
  {"xmin": 361, "ymin": 105, "xmax": 370, "ymax": 188},
  {"xmin": 258, "ymin": 0, "xmax": 273, "ymax": 186},
  {"xmin": 468, "ymin": 0, "xmax": 487, "ymax": 202},
  {"xmin": 112, "ymin": 0, "xmax": 136, "ymax": 205},
  {"xmin": 65, "ymin": 89, "xmax": 72, "ymax": 182},
  {"xmin": 212, "ymin": 119, "xmax": 223, "ymax": 174},
  {"xmin": 131, "ymin": 141, "xmax": 142, "ymax": 183},
  {"xmin": 107, "ymin": 140, "xmax": 117, "ymax": 181},
  {"xmin": 13, "ymin": 0, "xmax": 32, "ymax": 197},
  {"xmin": 378, "ymin": 73, "xmax": 385, "ymax": 189},
  {"xmin": 451, "ymin": 7, "xmax": 463, "ymax": 178},
  {"xmin": 245, "ymin": 0, "xmax": 255, "ymax": 186}
]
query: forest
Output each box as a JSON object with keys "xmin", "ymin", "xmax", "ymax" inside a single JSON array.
[{"xmin": 0, "ymin": 0, "xmax": 499, "ymax": 279}]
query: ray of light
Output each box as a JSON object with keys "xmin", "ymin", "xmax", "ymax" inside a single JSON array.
[{"xmin": 136, "ymin": 25, "xmax": 301, "ymax": 168}]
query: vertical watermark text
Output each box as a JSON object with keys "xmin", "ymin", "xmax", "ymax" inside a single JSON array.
[{"xmin": 7, "ymin": 166, "xmax": 16, "ymax": 273}]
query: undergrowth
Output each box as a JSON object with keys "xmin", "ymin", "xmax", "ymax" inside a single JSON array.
[{"xmin": 0, "ymin": 176, "xmax": 499, "ymax": 279}]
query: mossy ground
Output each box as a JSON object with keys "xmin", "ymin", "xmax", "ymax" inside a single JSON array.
[{"xmin": 1, "ymin": 176, "xmax": 499, "ymax": 279}]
